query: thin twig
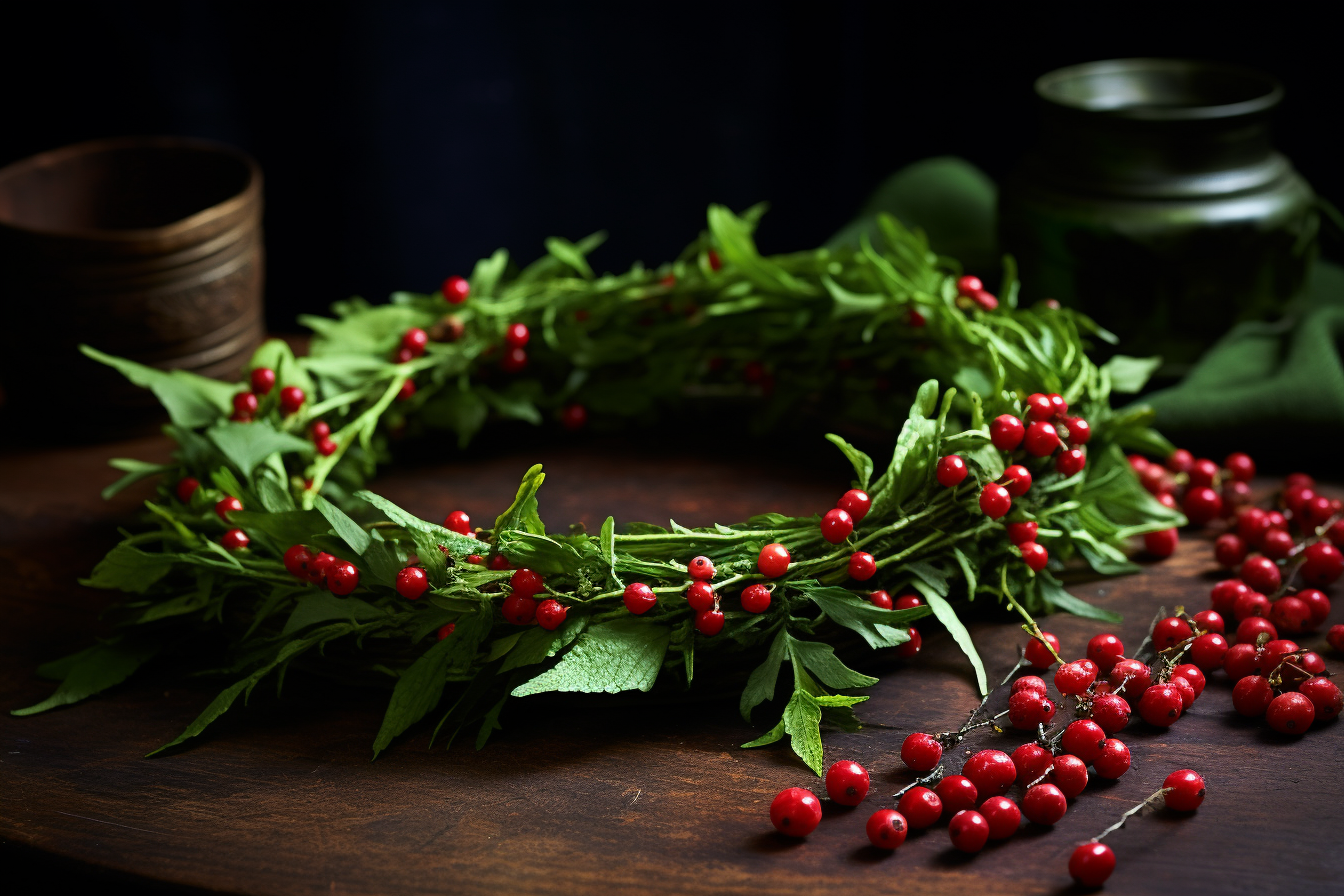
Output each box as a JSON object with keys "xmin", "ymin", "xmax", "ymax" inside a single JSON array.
[
  {"xmin": 1092, "ymin": 787, "xmax": 1171, "ymax": 842},
  {"xmin": 893, "ymin": 764, "xmax": 946, "ymax": 800}
]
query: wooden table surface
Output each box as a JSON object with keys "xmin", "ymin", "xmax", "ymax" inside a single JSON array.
[{"xmin": 2, "ymin": 430, "xmax": 1341, "ymax": 896}]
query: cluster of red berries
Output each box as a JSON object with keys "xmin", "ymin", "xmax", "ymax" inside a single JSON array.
[
  {"xmin": 281, "ymin": 544, "xmax": 361, "ymax": 595},
  {"xmin": 1207, "ymin": 473, "xmax": 1344, "ymax": 593},
  {"xmin": 955, "ymin": 275, "xmax": 999, "ymax": 311},
  {"xmin": 229, "ymin": 366, "xmax": 306, "ymax": 424},
  {"xmin": 935, "ymin": 392, "xmax": 1089, "ymax": 573},
  {"xmin": 624, "ymin": 553, "xmax": 727, "ymax": 635},
  {"xmin": 174, "ymin": 478, "xmax": 252, "ymax": 552},
  {"xmin": 1130, "ymin": 450, "xmax": 1258, "ymax": 556}
]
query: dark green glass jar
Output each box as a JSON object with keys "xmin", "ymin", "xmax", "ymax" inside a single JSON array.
[{"xmin": 1000, "ymin": 59, "xmax": 1318, "ymax": 374}]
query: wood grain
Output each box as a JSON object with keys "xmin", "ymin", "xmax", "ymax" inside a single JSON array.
[{"xmin": 2, "ymin": 432, "xmax": 1341, "ymax": 895}]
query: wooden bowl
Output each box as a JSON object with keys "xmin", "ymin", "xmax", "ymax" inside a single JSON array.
[{"xmin": 0, "ymin": 136, "xmax": 264, "ymax": 437}]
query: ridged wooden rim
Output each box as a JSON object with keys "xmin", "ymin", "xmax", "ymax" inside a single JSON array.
[{"xmin": 0, "ymin": 136, "xmax": 262, "ymax": 243}]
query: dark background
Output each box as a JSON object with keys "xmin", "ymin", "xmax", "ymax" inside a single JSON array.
[{"xmin": 2, "ymin": 2, "xmax": 1339, "ymax": 330}]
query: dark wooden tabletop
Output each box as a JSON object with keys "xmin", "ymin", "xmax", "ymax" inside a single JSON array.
[{"xmin": 2, "ymin": 430, "xmax": 1341, "ymax": 896}]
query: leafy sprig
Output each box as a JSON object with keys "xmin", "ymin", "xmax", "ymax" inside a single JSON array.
[{"xmin": 15, "ymin": 205, "xmax": 1181, "ymax": 774}]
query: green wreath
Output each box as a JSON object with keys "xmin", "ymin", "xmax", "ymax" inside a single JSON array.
[{"xmin": 13, "ymin": 205, "xmax": 1181, "ymax": 774}]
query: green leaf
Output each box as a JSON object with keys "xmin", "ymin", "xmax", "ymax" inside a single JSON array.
[
  {"xmin": 12, "ymin": 638, "xmax": 160, "ymax": 716},
  {"xmin": 783, "ymin": 688, "xmax": 825, "ymax": 775},
  {"xmin": 788, "ymin": 637, "xmax": 879, "ymax": 690},
  {"xmin": 1102, "ymin": 355, "xmax": 1162, "ymax": 394},
  {"xmin": 740, "ymin": 718, "xmax": 785, "ymax": 748},
  {"xmin": 207, "ymin": 419, "xmax": 313, "ymax": 478},
  {"xmin": 511, "ymin": 618, "xmax": 670, "ymax": 696},
  {"xmin": 820, "ymin": 275, "xmax": 885, "ymax": 319},
  {"xmin": 1035, "ymin": 571, "xmax": 1123, "ymax": 623},
  {"xmin": 799, "ymin": 583, "xmax": 926, "ymax": 649},
  {"xmin": 922, "ymin": 592, "xmax": 988, "ymax": 696},
  {"xmin": 282, "ymin": 592, "xmax": 385, "ymax": 635},
  {"xmin": 371, "ymin": 633, "xmax": 458, "ymax": 757},
  {"xmin": 227, "ymin": 510, "xmax": 329, "ymax": 552},
  {"xmin": 81, "ymin": 345, "xmax": 234, "ymax": 428},
  {"xmin": 102, "ymin": 459, "xmax": 174, "ymax": 500},
  {"xmin": 740, "ymin": 627, "xmax": 789, "ymax": 721},
  {"xmin": 421, "ymin": 387, "xmax": 489, "ymax": 449},
  {"xmin": 249, "ymin": 338, "xmax": 315, "ymax": 397},
  {"xmin": 257, "ymin": 475, "xmax": 296, "ymax": 512},
  {"xmin": 600, "ymin": 516, "xmax": 617, "ymax": 584},
  {"xmin": 545, "ymin": 236, "xmax": 595, "ymax": 279},
  {"xmin": 481, "ymin": 385, "xmax": 543, "ymax": 426},
  {"xmin": 500, "ymin": 615, "xmax": 586, "ymax": 672},
  {"xmin": 470, "ymin": 248, "xmax": 509, "ymax": 296},
  {"xmin": 80, "ymin": 543, "xmax": 176, "ymax": 593},
  {"xmin": 315, "ymin": 495, "xmax": 371, "ymax": 555},
  {"xmin": 493, "ymin": 464, "xmax": 547, "ymax": 537},
  {"xmin": 354, "ymin": 491, "xmax": 480, "ymax": 555},
  {"xmin": 825, "ymin": 434, "xmax": 873, "ymax": 490}
]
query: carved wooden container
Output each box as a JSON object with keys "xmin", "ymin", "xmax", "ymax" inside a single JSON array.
[{"xmin": 0, "ymin": 137, "xmax": 264, "ymax": 436}]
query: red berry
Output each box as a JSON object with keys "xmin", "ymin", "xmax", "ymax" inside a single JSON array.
[
  {"xmin": 1128, "ymin": 454, "xmax": 1151, "ymax": 473},
  {"xmin": 990, "ymin": 415, "xmax": 1025, "ymax": 451},
  {"xmin": 279, "ymin": 386, "xmax": 305, "ymax": 415},
  {"xmin": 395, "ymin": 566, "xmax": 429, "ymax": 600},
  {"xmin": 1223, "ymin": 643, "xmax": 1263, "ymax": 681},
  {"xmin": 1266, "ymin": 691, "xmax": 1315, "ymax": 735},
  {"xmin": 900, "ymin": 733, "xmax": 943, "ymax": 772},
  {"xmin": 326, "ymin": 560, "xmax": 359, "ymax": 595},
  {"xmin": 769, "ymin": 787, "xmax": 822, "ymax": 837},
  {"xmin": 1329, "ymin": 519, "xmax": 1344, "ymax": 548},
  {"xmin": 1006, "ymin": 521, "xmax": 1038, "ymax": 545},
  {"xmin": 1054, "ymin": 660, "xmax": 1097, "ymax": 696},
  {"xmin": 1137, "ymin": 684, "xmax": 1183, "ymax": 727},
  {"xmin": 316, "ymin": 437, "xmax": 337, "ymax": 456},
  {"xmin": 1302, "ymin": 541, "xmax": 1344, "ymax": 586},
  {"xmin": 1086, "ymin": 633, "xmax": 1125, "ymax": 674},
  {"xmin": 1108, "ymin": 658, "xmax": 1151, "ymax": 697},
  {"xmin": 283, "ymin": 544, "xmax": 314, "ymax": 578},
  {"xmin": 510, "ymin": 568, "xmax": 544, "ymax": 598},
  {"xmin": 1225, "ymin": 452, "xmax": 1255, "ymax": 481},
  {"xmin": 1089, "ymin": 694, "xmax": 1131, "ymax": 735},
  {"xmin": 442, "ymin": 275, "xmax": 470, "ymax": 304},
  {"xmin": 898, "ymin": 627, "xmax": 922, "ymax": 658},
  {"xmin": 1299, "ymin": 677, "xmax": 1343, "ymax": 721},
  {"xmin": 695, "ymin": 608, "xmax": 725, "ymax": 636},
  {"xmin": 688, "ymin": 556, "xmax": 716, "ymax": 580},
  {"xmin": 1139, "ymin": 464, "xmax": 1169, "ymax": 495},
  {"xmin": 948, "ymin": 810, "xmax": 990, "ymax": 853},
  {"xmin": 1023, "ymin": 421, "xmax": 1060, "ymax": 457},
  {"xmin": 1062, "ymin": 719, "xmax": 1108, "ymax": 764},
  {"xmin": 1025, "ymin": 393, "xmax": 1054, "ymax": 422},
  {"xmin": 1233, "ymin": 589, "xmax": 1271, "ymax": 623},
  {"xmin": 757, "ymin": 543, "xmax": 790, "ymax": 578},
  {"xmin": 175, "ymin": 477, "xmax": 200, "ymax": 502},
  {"xmin": 1190, "ymin": 632, "xmax": 1230, "ymax": 671},
  {"xmin": 396, "ymin": 380, "xmax": 416, "ymax": 401},
  {"xmin": 936, "ymin": 775, "xmax": 979, "ymax": 813},
  {"xmin": 971, "ymin": 289, "xmax": 999, "ymax": 310},
  {"xmin": 1260, "ymin": 638, "xmax": 1301, "ymax": 673},
  {"xmin": 894, "ymin": 593, "xmax": 922, "ymax": 610},
  {"xmin": 502, "ymin": 593, "xmax": 537, "ymax": 625},
  {"xmin": 232, "ymin": 391, "xmax": 259, "ymax": 417},
  {"xmin": 444, "ymin": 510, "xmax": 471, "ymax": 535},
  {"xmin": 897, "ymin": 787, "xmax": 942, "ymax": 829},
  {"xmin": 962, "ymin": 749, "xmax": 1016, "ymax": 798},
  {"xmin": 307, "ymin": 551, "xmax": 336, "ymax": 585},
  {"xmin": 1152, "ymin": 616, "xmax": 1193, "ymax": 650},
  {"xmin": 250, "ymin": 367, "xmax": 276, "ymax": 394},
  {"xmin": 1011, "ymin": 742, "xmax": 1054, "ymax": 787},
  {"xmin": 530, "ymin": 598, "xmax": 567, "ymax": 631},
  {"xmin": 837, "ymin": 489, "xmax": 872, "ymax": 522},
  {"xmin": 1024, "ymin": 631, "xmax": 1060, "ymax": 669},
  {"xmin": 740, "ymin": 584, "xmax": 771, "ymax": 614},
  {"xmin": 393, "ymin": 346, "xmax": 415, "ymax": 364},
  {"xmin": 1303, "ymin": 495, "xmax": 1335, "ymax": 529},
  {"xmin": 956, "ymin": 275, "xmax": 983, "ymax": 295},
  {"xmin": 1064, "ymin": 416, "xmax": 1091, "ymax": 445},
  {"xmin": 1048, "ymin": 757, "xmax": 1091, "ymax": 800},
  {"xmin": 1284, "ymin": 485, "xmax": 1315, "ymax": 515},
  {"xmin": 1056, "ymin": 448, "xmax": 1086, "ymax": 476},
  {"xmin": 936, "ymin": 455, "xmax": 969, "ymax": 487},
  {"xmin": 1001, "ymin": 464, "xmax": 1032, "ymax": 497},
  {"xmin": 1214, "ymin": 533, "xmax": 1248, "ymax": 568},
  {"xmin": 1330, "ymin": 624, "xmax": 1344, "ymax": 652},
  {"xmin": 1092, "ymin": 738, "xmax": 1131, "ymax": 779},
  {"xmin": 559, "ymin": 403, "xmax": 588, "ymax": 430},
  {"xmin": 504, "ymin": 322, "xmax": 529, "ymax": 348},
  {"xmin": 401, "ymin": 327, "xmax": 429, "ymax": 357},
  {"xmin": 1048, "ymin": 393, "xmax": 1068, "ymax": 416},
  {"xmin": 1233, "ymin": 674, "xmax": 1274, "ymax": 716},
  {"xmin": 437, "ymin": 623, "xmax": 456, "ymax": 641},
  {"xmin": 1183, "ymin": 486, "xmax": 1223, "ymax": 526},
  {"xmin": 1188, "ymin": 458, "xmax": 1219, "ymax": 488},
  {"xmin": 1193, "ymin": 609, "xmax": 1225, "ymax": 634},
  {"xmin": 1270, "ymin": 595, "xmax": 1312, "ymax": 635},
  {"xmin": 214, "ymin": 495, "xmax": 243, "ymax": 520},
  {"xmin": 1238, "ymin": 508, "xmax": 1271, "ymax": 544},
  {"xmin": 707, "ymin": 249, "xmax": 722, "ymax": 271},
  {"xmin": 1022, "ymin": 783, "xmax": 1068, "ymax": 825},
  {"xmin": 1019, "ymin": 541, "xmax": 1049, "ymax": 572},
  {"xmin": 1240, "ymin": 556, "xmax": 1282, "ymax": 594},
  {"xmin": 1296, "ymin": 589, "xmax": 1331, "ymax": 627},
  {"xmin": 1011, "ymin": 675, "xmax": 1048, "ymax": 696},
  {"xmin": 500, "ymin": 346, "xmax": 528, "ymax": 373},
  {"xmin": 819, "ymin": 508, "xmax": 854, "ymax": 543},
  {"xmin": 865, "ymin": 809, "xmax": 908, "ymax": 849},
  {"xmin": 310, "ymin": 420, "xmax": 331, "ymax": 441},
  {"xmin": 1210, "ymin": 578, "xmax": 1249, "ymax": 615},
  {"xmin": 978, "ymin": 796, "xmax": 1021, "ymax": 840},
  {"xmin": 623, "ymin": 582, "xmax": 657, "ymax": 615},
  {"xmin": 1265, "ymin": 529, "xmax": 1297, "ymax": 561},
  {"xmin": 869, "ymin": 590, "xmax": 893, "ymax": 609},
  {"xmin": 847, "ymin": 551, "xmax": 877, "ymax": 580},
  {"xmin": 980, "ymin": 483, "xmax": 1012, "ymax": 519},
  {"xmin": 1144, "ymin": 528, "xmax": 1179, "ymax": 557},
  {"xmin": 221, "ymin": 528, "xmax": 249, "ymax": 551},
  {"xmin": 1070, "ymin": 842, "xmax": 1116, "ymax": 887},
  {"xmin": 1167, "ymin": 449, "xmax": 1194, "ymax": 473},
  {"xmin": 686, "ymin": 581, "xmax": 715, "ymax": 612},
  {"xmin": 1169, "ymin": 675, "xmax": 1197, "ymax": 709}
]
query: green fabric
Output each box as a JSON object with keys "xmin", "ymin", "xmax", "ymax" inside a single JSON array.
[{"xmin": 836, "ymin": 156, "xmax": 1344, "ymax": 447}]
